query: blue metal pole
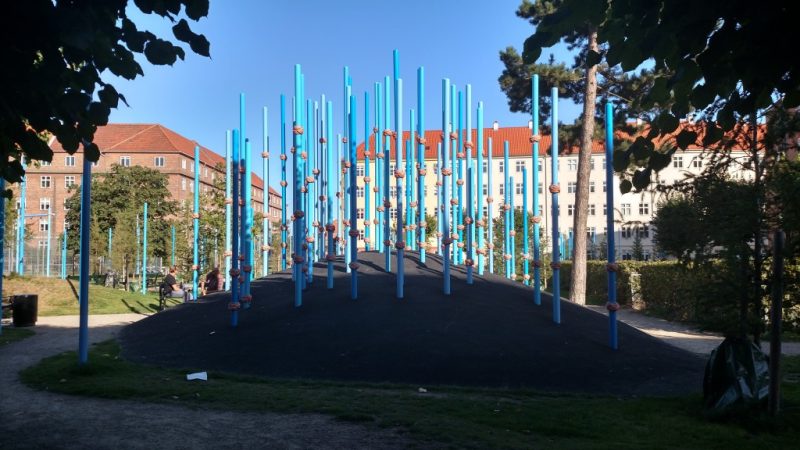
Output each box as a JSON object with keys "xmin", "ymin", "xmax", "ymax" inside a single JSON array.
[
  {"xmin": 364, "ymin": 91, "xmax": 371, "ymax": 251},
  {"xmin": 225, "ymin": 130, "xmax": 232, "ymax": 289},
  {"xmin": 466, "ymin": 85, "xmax": 474, "ymax": 267},
  {"xmin": 487, "ymin": 137, "xmax": 494, "ymax": 274},
  {"xmin": 349, "ymin": 94, "xmax": 359, "ymax": 299},
  {"xmin": 171, "ymin": 225, "xmax": 176, "ymax": 267},
  {"xmin": 383, "ymin": 76, "xmax": 391, "ymax": 272},
  {"xmin": 466, "ymin": 165, "xmax": 474, "ymax": 284},
  {"xmin": 374, "ymin": 82, "xmax": 383, "ymax": 254},
  {"xmin": 230, "ymin": 128, "xmax": 241, "ymax": 325},
  {"xmin": 394, "ymin": 55, "xmax": 405, "ymax": 298},
  {"xmin": 17, "ymin": 157, "xmax": 26, "ymax": 275},
  {"xmin": 476, "ymin": 103, "xmax": 484, "ymax": 275},
  {"xmin": 77, "ymin": 151, "xmax": 92, "ymax": 364},
  {"xmin": 532, "ymin": 74, "xmax": 542, "ymax": 305},
  {"xmin": 511, "ymin": 176, "xmax": 516, "ymax": 279},
  {"xmin": 450, "ymin": 84, "xmax": 457, "ymax": 265},
  {"xmin": 292, "ymin": 65, "xmax": 303, "ymax": 307},
  {"xmin": 280, "ymin": 95, "xmax": 288, "ymax": 271},
  {"xmin": 504, "ymin": 141, "xmax": 511, "ymax": 279},
  {"xmin": 523, "ymin": 168, "xmax": 530, "ymax": 285},
  {"xmin": 142, "ymin": 202, "xmax": 148, "ymax": 294},
  {"xmin": 263, "ymin": 107, "xmax": 270, "ymax": 277},
  {"xmin": 406, "ymin": 112, "xmax": 414, "ymax": 250},
  {"xmin": 193, "ymin": 144, "xmax": 200, "ymax": 300},
  {"xmin": 417, "ymin": 67, "xmax": 426, "ymax": 263},
  {"xmin": 60, "ymin": 223, "xmax": 67, "ymax": 279},
  {"xmin": 46, "ymin": 209, "xmax": 52, "ymax": 276},
  {"xmin": 551, "ymin": 87, "xmax": 561, "ymax": 324},
  {"xmin": 442, "ymin": 78, "xmax": 451, "ymax": 295},
  {"xmin": 436, "ymin": 143, "xmax": 442, "ymax": 256},
  {"xmin": 456, "ymin": 90, "xmax": 464, "ymax": 265},
  {"xmin": 305, "ymin": 99, "xmax": 313, "ymax": 284},
  {"xmin": 605, "ymin": 101, "xmax": 619, "ymax": 349},
  {"xmin": 326, "ymin": 101, "xmax": 335, "ymax": 289}
]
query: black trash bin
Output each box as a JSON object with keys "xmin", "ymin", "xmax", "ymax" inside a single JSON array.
[{"xmin": 12, "ymin": 294, "xmax": 38, "ymax": 327}]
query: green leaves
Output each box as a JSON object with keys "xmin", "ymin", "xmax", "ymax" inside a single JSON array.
[
  {"xmin": 144, "ymin": 38, "xmax": 183, "ymax": 65},
  {"xmin": 612, "ymin": 148, "xmax": 631, "ymax": 172},
  {"xmin": 619, "ymin": 179, "xmax": 632, "ymax": 194},
  {"xmin": 675, "ymin": 130, "xmax": 698, "ymax": 149},
  {"xmin": 172, "ymin": 19, "xmax": 210, "ymax": 57}
]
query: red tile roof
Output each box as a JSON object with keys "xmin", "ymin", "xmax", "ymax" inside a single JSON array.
[{"xmin": 49, "ymin": 124, "xmax": 279, "ymax": 196}]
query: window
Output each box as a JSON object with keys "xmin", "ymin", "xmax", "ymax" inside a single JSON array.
[
  {"xmin": 498, "ymin": 161, "xmax": 504, "ymax": 173},
  {"xmin": 190, "ymin": 181, "xmax": 194, "ymax": 193},
  {"xmin": 204, "ymin": 167, "xmax": 208, "ymax": 177},
  {"xmin": 499, "ymin": 184, "xmax": 504, "ymax": 196},
  {"xmin": 40, "ymin": 176, "xmax": 51, "ymax": 188},
  {"xmin": 39, "ymin": 220, "xmax": 49, "ymax": 232},
  {"xmin": 538, "ymin": 158, "xmax": 544, "ymax": 172},
  {"xmin": 482, "ymin": 206, "xmax": 488, "ymax": 218},
  {"xmin": 673, "ymin": 156, "xmax": 683, "ymax": 168},
  {"xmin": 621, "ymin": 226, "xmax": 632, "ymax": 239},
  {"xmin": 39, "ymin": 198, "xmax": 50, "ymax": 211},
  {"xmin": 621, "ymin": 203, "xmax": 631, "ymax": 215},
  {"xmin": 567, "ymin": 159, "xmax": 577, "ymax": 171},
  {"xmin": 589, "ymin": 181, "xmax": 595, "ymax": 193},
  {"xmin": 181, "ymin": 178, "xmax": 186, "ymax": 191},
  {"xmin": 602, "ymin": 204, "xmax": 607, "ymax": 215},
  {"xmin": 390, "ymin": 208, "xmax": 397, "ymax": 220},
  {"xmin": 357, "ymin": 208, "xmax": 364, "ymax": 220},
  {"xmin": 538, "ymin": 205, "xmax": 544, "ymax": 216},
  {"xmin": 40, "ymin": 160, "xmax": 51, "ymax": 167},
  {"xmin": 568, "ymin": 182, "xmax": 577, "ymax": 193},
  {"xmin": 567, "ymin": 204, "xmax": 574, "ymax": 216},
  {"xmin": 603, "ymin": 181, "xmax": 607, "ymax": 192},
  {"xmin": 357, "ymin": 187, "xmax": 364, "ymax": 198},
  {"xmin": 433, "ymin": 163, "xmax": 438, "ymax": 174},
  {"xmin": 515, "ymin": 183, "xmax": 522, "ymax": 195},
  {"xmin": 358, "ymin": 230, "xmax": 365, "ymax": 240},
  {"xmin": 638, "ymin": 224, "xmax": 650, "ymax": 238},
  {"xmin": 356, "ymin": 164, "xmax": 365, "ymax": 176},
  {"xmin": 602, "ymin": 158, "xmax": 606, "ymax": 170},
  {"xmin": 587, "ymin": 227, "xmax": 596, "ymax": 241},
  {"xmin": 482, "ymin": 185, "xmax": 488, "ymax": 195},
  {"xmin": 154, "ymin": 157, "xmax": 165, "ymax": 167},
  {"xmin": 692, "ymin": 157, "xmax": 702, "ymax": 168},
  {"xmin": 182, "ymin": 159, "xmax": 187, "ymax": 170},
  {"xmin": 589, "ymin": 157, "xmax": 595, "ymax": 170},
  {"xmin": 515, "ymin": 160, "xmax": 525, "ymax": 173},
  {"xmin": 120, "ymin": 156, "xmax": 131, "ymax": 167},
  {"xmin": 65, "ymin": 156, "xmax": 75, "ymax": 167},
  {"xmin": 538, "ymin": 182, "xmax": 543, "ymax": 194},
  {"xmin": 64, "ymin": 176, "xmax": 75, "ymax": 188},
  {"xmin": 639, "ymin": 203, "xmax": 649, "ymax": 215},
  {"xmin": 482, "ymin": 161, "xmax": 488, "ymax": 173},
  {"xmin": 588, "ymin": 204, "xmax": 595, "ymax": 215}
]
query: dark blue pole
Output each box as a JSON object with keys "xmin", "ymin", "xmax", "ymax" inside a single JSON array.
[
  {"xmin": 77, "ymin": 151, "xmax": 92, "ymax": 364},
  {"xmin": 551, "ymin": 87, "xmax": 561, "ymax": 324},
  {"xmin": 442, "ymin": 78, "xmax": 451, "ymax": 295},
  {"xmin": 605, "ymin": 101, "xmax": 619, "ymax": 349},
  {"xmin": 349, "ymin": 94, "xmax": 359, "ymax": 299},
  {"xmin": 230, "ymin": 129, "xmax": 241, "ymax": 325},
  {"xmin": 532, "ymin": 74, "xmax": 542, "ymax": 305}
]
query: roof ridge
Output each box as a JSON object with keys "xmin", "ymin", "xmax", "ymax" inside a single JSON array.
[
  {"xmin": 154, "ymin": 124, "xmax": 186, "ymax": 151},
  {"xmin": 104, "ymin": 124, "xmax": 157, "ymax": 150}
]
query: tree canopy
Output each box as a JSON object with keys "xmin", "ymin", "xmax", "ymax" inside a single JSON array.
[{"xmin": 0, "ymin": 0, "xmax": 210, "ymax": 192}]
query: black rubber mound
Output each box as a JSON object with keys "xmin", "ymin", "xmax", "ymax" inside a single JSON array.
[{"xmin": 119, "ymin": 251, "xmax": 705, "ymax": 396}]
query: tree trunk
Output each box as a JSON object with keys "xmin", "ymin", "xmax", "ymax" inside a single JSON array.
[{"xmin": 569, "ymin": 27, "xmax": 599, "ymax": 306}]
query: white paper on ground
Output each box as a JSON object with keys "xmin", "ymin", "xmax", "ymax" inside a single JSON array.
[{"xmin": 186, "ymin": 371, "xmax": 208, "ymax": 381}]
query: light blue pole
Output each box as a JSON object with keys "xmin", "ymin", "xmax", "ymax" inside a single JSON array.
[
  {"xmin": 605, "ymin": 101, "xmax": 619, "ymax": 349},
  {"xmin": 394, "ymin": 56, "xmax": 405, "ymax": 299},
  {"xmin": 374, "ymin": 82, "xmax": 383, "ymax": 254},
  {"xmin": 230, "ymin": 128, "xmax": 241, "ymax": 325},
  {"xmin": 551, "ymin": 87, "xmax": 561, "ymax": 324},
  {"xmin": 17, "ymin": 157, "xmax": 26, "ymax": 274},
  {"xmin": 77, "ymin": 151, "xmax": 92, "ymax": 364},
  {"xmin": 280, "ymin": 95, "xmax": 288, "ymax": 271},
  {"xmin": 450, "ymin": 84, "xmax": 457, "ymax": 265},
  {"xmin": 60, "ymin": 223, "xmax": 67, "ymax": 279},
  {"xmin": 466, "ymin": 165, "xmax": 474, "ymax": 284},
  {"xmin": 406, "ymin": 112, "xmax": 414, "ymax": 250},
  {"xmin": 511, "ymin": 176, "xmax": 516, "ymax": 279},
  {"xmin": 417, "ymin": 67, "xmax": 426, "ymax": 263},
  {"xmin": 364, "ymin": 91, "xmax": 371, "ymax": 251},
  {"xmin": 193, "ymin": 144, "xmax": 200, "ymax": 300},
  {"xmin": 45, "ymin": 210, "xmax": 52, "ymax": 276},
  {"xmin": 106, "ymin": 227, "xmax": 112, "ymax": 273},
  {"xmin": 326, "ymin": 101, "xmax": 335, "ymax": 289},
  {"xmin": 442, "ymin": 78, "xmax": 452, "ymax": 295},
  {"xmin": 523, "ymin": 168, "xmax": 530, "ymax": 285},
  {"xmin": 263, "ymin": 107, "xmax": 270, "ymax": 277},
  {"xmin": 487, "ymin": 137, "xmax": 494, "ymax": 274},
  {"xmin": 305, "ymin": 99, "xmax": 313, "ymax": 283},
  {"xmin": 504, "ymin": 141, "xmax": 511, "ymax": 279},
  {"xmin": 171, "ymin": 225, "xmax": 176, "ymax": 267},
  {"xmin": 436, "ymin": 143, "xmax": 442, "ymax": 255},
  {"xmin": 225, "ymin": 130, "xmax": 232, "ymax": 289},
  {"xmin": 349, "ymin": 94, "xmax": 359, "ymax": 299},
  {"xmin": 476, "ymin": 103, "xmax": 484, "ymax": 275},
  {"xmin": 292, "ymin": 65, "xmax": 303, "ymax": 307},
  {"xmin": 532, "ymin": 74, "xmax": 542, "ymax": 305},
  {"xmin": 337, "ymin": 134, "xmax": 342, "ymax": 257},
  {"xmin": 135, "ymin": 215, "xmax": 140, "ymax": 277},
  {"xmin": 456, "ymin": 90, "xmax": 464, "ymax": 265},
  {"xmin": 466, "ymin": 85, "xmax": 474, "ymax": 266},
  {"xmin": 383, "ymin": 76, "xmax": 391, "ymax": 272},
  {"xmin": 141, "ymin": 202, "xmax": 148, "ymax": 294}
]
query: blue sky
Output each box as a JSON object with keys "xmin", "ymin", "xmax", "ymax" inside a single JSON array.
[{"xmin": 108, "ymin": 0, "xmax": 580, "ymax": 183}]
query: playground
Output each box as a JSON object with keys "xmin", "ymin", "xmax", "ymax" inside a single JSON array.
[{"xmin": 121, "ymin": 251, "xmax": 704, "ymax": 396}]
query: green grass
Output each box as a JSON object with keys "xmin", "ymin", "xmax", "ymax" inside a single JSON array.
[
  {"xmin": 0, "ymin": 327, "xmax": 35, "ymax": 346},
  {"xmin": 3, "ymin": 276, "xmax": 181, "ymax": 315},
  {"xmin": 20, "ymin": 341, "xmax": 800, "ymax": 449}
]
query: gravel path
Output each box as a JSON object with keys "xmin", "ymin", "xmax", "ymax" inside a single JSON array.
[{"xmin": 0, "ymin": 314, "xmax": 414, "ymax": 450}]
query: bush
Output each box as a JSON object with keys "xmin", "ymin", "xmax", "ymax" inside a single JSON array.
[{"xmin": 548, "ymin": 260, "xmax": 642, "ymax": 306}]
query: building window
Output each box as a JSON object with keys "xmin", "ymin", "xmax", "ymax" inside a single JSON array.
[
  {"xmin": 538, "ymin": 182, "xmax": 543, "ymax": 194},
  {"xmin": 692, "ymin": 157, "xmax": 702, "ymax": 168},
  {"xmin": 65, "ymin": 176, "xmax": 75, "ymax": 188},
  {"xmin": 357, "ymin": 187, "xmax": 364, "ymax": 198},
  {"xmin": 515, "ymin": 160, "xmax": 525, "ymax": 173},
  {"xmin": 65, "ymin": 156, "xmax": 76, "ymax": 167},
  {"xmin": 538, "ymin": 158, "xmax": 544, "ymax": 172},
  {"xmin": 482, "ymin": 161, "xmax": 488, "ymax": 173},
  {"xmin": 482, "ymin": 206, "xmax": 488, "ymax": 218},
  {"xmin": 603, "ymin": 181, "xmax": 607, "ymax": 193},
  {"xmin": 567, "ymin": 159, "xmax": 577, "ymax": 171},
  {"xmin": 639, "ymin": 203, "xmax": 649, "ymax": 215},
  {"xmin": 498, "ymin": 161, "xmax": 504, "ymax": 173},
  {"xmin": 538, "ymin": 205, "xmax": 544, "ymax": 216},
  {"xmin": 182, "ymin": 159, "xmax": 187, "ymax": 170},
  {"xmin": 204, "ymin": 167, "xmax": 208, "ymax": 177},
  {"xmin": 482, "ymin": 185, "xmax": 488, "ymax": 195},
  {"xmin": 567, "ymin": 204, "xmax": 574, "ymax": 216},
  {"xmin": 390, "ymin": 208, "xmax": 397, "ymax": 220},
  {"xmin": 154, "ymin": 157, "xmax": 165, "ymax": 167},
  {"xmin": 41, "ymin": 176, "xmax": 51, "ymax": 188},
  {"xmin": 515, "ymin": 183, "xmax": 522, "ymax": 195},
  {"xmin": 181, "ymin": 178, "xmax": 186, "ymax": 191},
  {"xmin": 602, "ymin": 158, "xmax": 606, "ymax": 169},
  {"xmin": 589, "ymin": 181, "xmax": 595, "ymax": 193},
  {"xmin": 499, "ymin": 184, "xmax": 504, "ymax": 196},
  {"xmin": 39, "ymin": 220, "xmax": 49, "ymax": 232},
  {"xmin": 589, "ymin": 157, "xmax": 595, "ymax": 170},
  {"xmin": 120, "ymin": 156, "xmax": 131, "ymax": 167},
  {"xmin": 621, "ymin": 203, "xmax": 631, "ymax": 216},
  {"xmin": 40, "ymin": 160, "xmax": 51, "ymax": 167},
  {"xmin": 39, "ymin": 198, "xmax": 50, "ymax": 211},
  {"xmin": 621, "ymin": 226, "xmax": 632, "ymax": 239},
  {"xmin": 588, "ymin": 204, "xmax": 595, "ymax": 215},
  {"xmin": 357, "ymin": 208, "xmax": 364, "ymax": 220},
  {"xmin": 673, "ymin": 156, "xmax": 683, "ymax": 168},
  {"xmin": 603, "ymin": 204, "xmax": 607, "ymax": 215},
  {"xmin": 568, "ymin": 182, "xmax": 577, "ymax": 193},
  {"xmin": 638, "ymin": 224, "xmax": 650, "ymax": 238},
  {"xmin": 356, "ymin": 164, "xmax": 365, "ymax": 176}
]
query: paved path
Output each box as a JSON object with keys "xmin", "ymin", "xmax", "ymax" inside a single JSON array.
[
  {"xmin": 585, "ymin": 305, "xmax": 800, "ymax": 356},
  {"xmin": 0, "ymin": 314, "xmax": 414, "ymax": 450}
]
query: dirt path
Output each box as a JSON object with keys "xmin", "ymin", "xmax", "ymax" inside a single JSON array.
[{"xmin": 0, "ymin": 314, "xmax": 414, "ymax": 449}]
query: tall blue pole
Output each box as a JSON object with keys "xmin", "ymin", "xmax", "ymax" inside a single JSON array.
[
  {"xmin": 532, "ymin": 74, "xmax": 542, "ymax": 305},
  {"xmin": 436, "ymin": 143, "xmax": 442, "ymax": 256},
  {"xmin": 17, "ymin": 157, "xmax": 26, "ymax": 275},
  {"xmin": 171, "ymin": 225, "xmax": 176, "ymax": 267},
  {"xmin": 406, "ymin": 113, "xmax": 414, "ymax": 250},
  {"xmin": 305, "ymin": 99, "xmax": 313, "ymax": 283},
  {"xmin": 476, "ymin": 103, "xmax": 485, "ymax": 275},
  {"xmin": 466, "ymin": 165, "xmax": 474, "ymax": 284},
  {"xmin": 45, "ymin": 209, "xmax": 52, "ymax": 276},
  {"xmin": 511, "ymin": 176, "xmax": 516, "ymax": 279},
  {"xmin": 292, "ymin": 65, "xmax": 304, "ymax": 307},
  {"xmin": 262, "ymin": 107, "xmax": 270, "ymax": 277},
  {"xmin": 523, "ymin": 168, "xmax": 530, "ymax": 285},
  {"xmin": 456, "ymin": 90, "xmax": 464, "ymax": 265},
  {"xmin": 605, "ymin": 101, "xmax": 619, "ymax": 349},
  {"xmin": 60, "ymin": 223, "xmax": 67, "ymax": 279},
  {"xmin": 374, "ymin": 82, "xmax": 383, "ymax": 255},
  {"xmin": 230, "ymin": 128, "xmax": 241, "ymax": 325},
  {"xmin": 364, "ymin": 91, "xmax": 371, "ymax": 251},
  {"xmin": 487, "ymin": 137, "xmax": 494, "ymax": 274},
  {"xmin": 326, "ymin": 101, "xmax": 335, "ymax": 289},
  {"xmin": 383, "ymin": 76, "xmax": 391, "ymax": 272},
  {"xmin": 225, "ymin": 130, "xmax": 232, "ymax": 289},
  {"xmin": 504, "ymin": 141, "xmax": 511, "ymax": 279},
  {"xmin": 193, "ymin": 145, "xmax": 200, "ymax": 300},
  {"xmin": 466, "ymin": 85, "xmax": 474, "ymax": 268},
  {"xmin": 141, "ymin": 202, "xmax": 148, "ymax": 294},
  {"xmin": 551, "ymin": 87, "xmax": 561, "ymax": 324},
  {"xmin": 417, "ymin": 67, "xmax": 426, "ymax": 263},
  {"xmin": 442, "ymin": 78, "xmax": 451, "ymax": 295},
  {"xmin": 394, "ymin": 51, "xmax": 405, "ymax": 299},
  {"xmin": 77, "ymin": 154, "xmax": 92, "ymax": 364},
  {"xmin": 348, "ymin": 94, "xmax": 359, "ymax": 299},
  {"xmin": 280, "ymin": 95, "xmax": 288, "ymax": 271}
]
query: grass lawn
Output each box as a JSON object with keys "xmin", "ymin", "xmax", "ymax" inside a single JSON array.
[
  {"xmin": 0, "ymin": 327, "xmax": 35, "ymax": 346},
  {"xmin": 2, "ymin": 276, "xmax": 181, "ymax": 316},
  {"xmin": 20, "ymin": 341, "xmax": 800, "ymax": 449}
]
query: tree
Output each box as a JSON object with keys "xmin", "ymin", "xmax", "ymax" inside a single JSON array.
[
  {"xmin": 0, "ymin": 0, "xmax": 210, "ymax": 191},
  {"xmin": 631, "ymin": 232, "xmax": 643, "ymax": 261}
]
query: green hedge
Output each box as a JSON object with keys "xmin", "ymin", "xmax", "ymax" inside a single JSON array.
[{"xmin": 548, "ymin": 260, "xmax": 642, "ymax": 306}]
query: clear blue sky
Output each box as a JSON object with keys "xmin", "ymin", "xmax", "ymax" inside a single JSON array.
[{"xmin": 108, "ymin": 0, "xmax": 580, "ymax": 184}]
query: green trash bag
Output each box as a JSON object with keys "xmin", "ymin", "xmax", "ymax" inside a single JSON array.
[{"xmin": 703, "ymin": 337, "xmax": 770, "ymax": 413}]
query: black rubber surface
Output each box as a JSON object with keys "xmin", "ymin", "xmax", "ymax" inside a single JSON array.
[{"xmin": 119, "ymin": 251, "xmax": 705, "ymax": 395}]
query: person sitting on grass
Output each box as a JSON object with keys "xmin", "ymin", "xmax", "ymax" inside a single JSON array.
[
  {"xmin": 202, "ymin": 267, "xmax": 222, "ymax": 295},
  {"xmin": 163, "ymin": 266, "xmax": 189, "ymax": 303}
]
